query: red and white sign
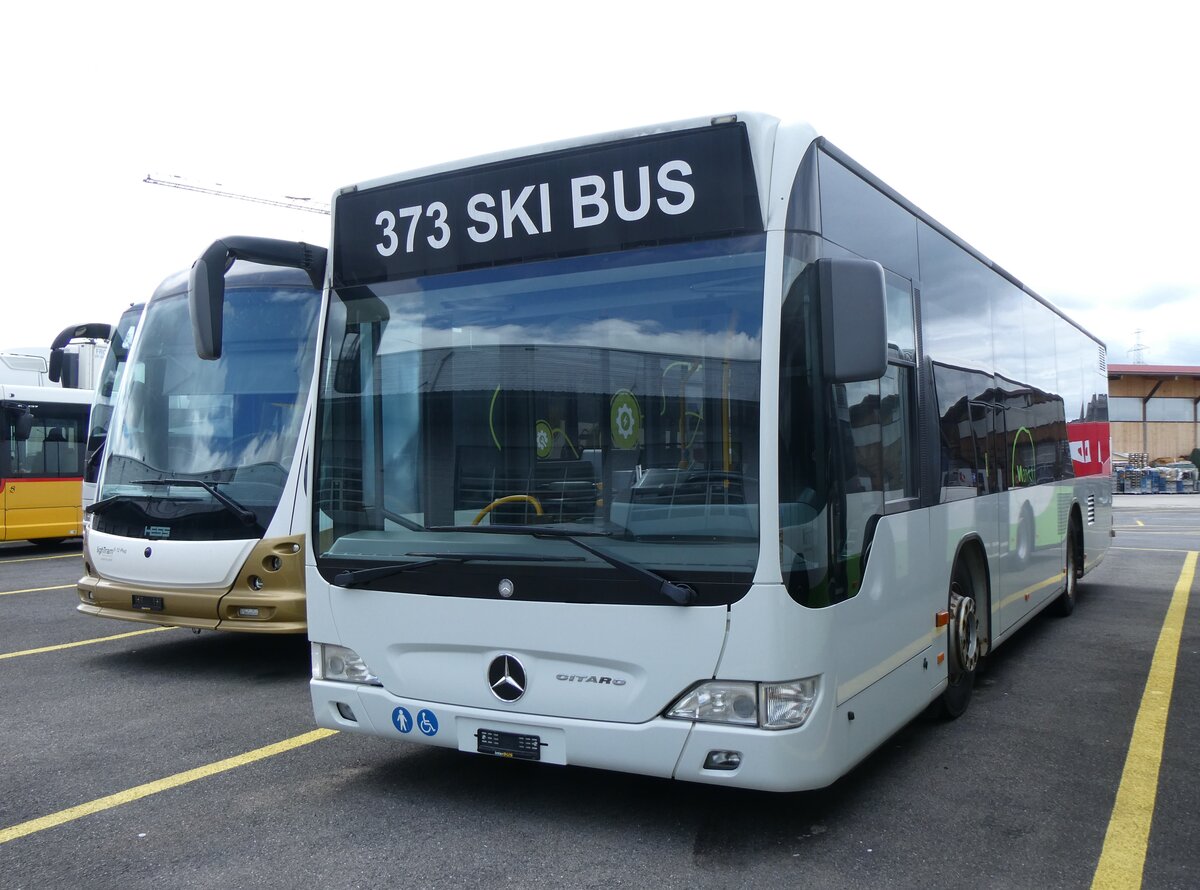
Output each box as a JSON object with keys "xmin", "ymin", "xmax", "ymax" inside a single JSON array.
[{"xmin": 1068, "ymin": 422, "xmax": 1111, "ymax": 477}]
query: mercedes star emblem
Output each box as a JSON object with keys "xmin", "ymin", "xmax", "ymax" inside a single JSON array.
[{"xmin": 488, "ymin": 654, "xmax": 527, "ymax": 702}]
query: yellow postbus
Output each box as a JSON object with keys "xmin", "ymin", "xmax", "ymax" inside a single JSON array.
[{"xmin": 1, "ymin": 383, "xmax": 92, "ymax": 544}]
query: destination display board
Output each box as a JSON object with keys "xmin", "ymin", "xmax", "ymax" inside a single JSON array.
[{"xmin": 333, "ymin": 123, "xmax": 762, "ymax": 286}]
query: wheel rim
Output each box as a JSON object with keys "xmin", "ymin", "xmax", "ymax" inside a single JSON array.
[{"xmin": 949, "ymin": 582, "xmax": 979, "ymax": 675}]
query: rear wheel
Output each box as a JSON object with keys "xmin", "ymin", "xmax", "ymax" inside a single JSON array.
[
  {"xmin": 1051, "ymin": 520, "xmax": 1081, "ymax": 617},
  {"xmin": 942, "ymin": 559, "xmax": 979, "ymax": 718}
]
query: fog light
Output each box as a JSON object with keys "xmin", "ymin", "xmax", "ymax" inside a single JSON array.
[
  {"xmin": 336, "ymin": 702, "xmax": 357, "ymax": 722},
  {"xmin": 266, "ymin": 556, "xmax": 283, "ymax": 571},
  {"xmin": 237, "ymin": 607, "xmax": 261, "ymax": 618},
  {"xmin": 703, "ymin": 750, "xmax": 742, "ymax": 771},
  {"xmin": 248, "ymin": 575, "xmax": 264, "ymax": 590}
]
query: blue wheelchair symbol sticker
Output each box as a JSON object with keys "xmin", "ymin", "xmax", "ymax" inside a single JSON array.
[
  {"xmin": 392, "ymin": 706, "xmax": 413, "ymax": 734},
  {"xmin": 417, "ymin": 709, "xmax": 439, "ymax": 737}
]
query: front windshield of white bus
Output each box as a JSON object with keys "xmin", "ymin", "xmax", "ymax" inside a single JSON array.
[
  {"xmin": 316, "ymin": 236, "xmax": 765, "ymax": 606},
  {"xmin": 94, "ymin": 283, "xmax": 319, "ymax": 539}
]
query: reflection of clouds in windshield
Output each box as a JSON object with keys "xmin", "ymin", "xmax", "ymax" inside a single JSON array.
[
  {"xmin": 170, "ymin": 421, "xmax": 299, "ymax": 475},
  {"xmin": 378, "ymin": 313, "xmax": 761, "ymax": 361}
]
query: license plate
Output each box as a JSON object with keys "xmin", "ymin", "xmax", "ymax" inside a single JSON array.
[
  {"xmin": 131, "ymin": 594, "xmax": 164, "ymax": 612},
  {"xmin": 476, "ymin": 729, "xmax": 543, "ymax": 761}
]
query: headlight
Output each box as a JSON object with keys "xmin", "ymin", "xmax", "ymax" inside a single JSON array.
[
  {"xmin": 311, "ymin": 642, "xmax": 382, "ymax": 686},
  {"xmin": 667, "ymin": 681, "xmax": 759, "ymax": 726},
  {"xmin": 760, "ymin": 678, "xmax": 819, "ymax": 730},
  {"xmin": 666, "ymin": 677, "xmax": 820, "ymax": 730}
]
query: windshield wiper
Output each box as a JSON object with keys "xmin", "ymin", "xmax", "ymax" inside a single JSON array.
[
  {"xmin": 132, "ymin": 478, "xmax": 259, "ymax": 526},
  {"xmin": 425, "ymin": 524, "xmax": 697, "ymax": 606},
  {"xmin": 84, "ymin": 494, "xmax": 125, "ymax": 516},
  {"xmin": 334, "ymin": 552, "xmax": 586, "ymax": 588}
]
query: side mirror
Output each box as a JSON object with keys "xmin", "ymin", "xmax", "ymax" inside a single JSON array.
[
  {"xmin": 189, "ymin": 237, "xmax": 328, "ymax": 361},
  {"xmin": 817, "ymin": 257, "xmax": 888, "ymax": 383},
  {"xmin": 15, "ymin": 411, "xmax": 33, "ymax": 442},
  {"xmin": 48, "ymin": 322, "xmax": 113, "ymax": 383}
]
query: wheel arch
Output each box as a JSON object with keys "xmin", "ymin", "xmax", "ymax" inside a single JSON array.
[
  {"xmin": 1067, "ymin": 500, "xmax": 1085, "ymax": 574},
  {"xmin": 950, "ymin": 534, "xmax": 992, "ymax": 652}
]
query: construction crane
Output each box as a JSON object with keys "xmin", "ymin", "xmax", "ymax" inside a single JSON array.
[{"xmin": 143, "ymin": 173, "xmax": 330, "ymax": 215}]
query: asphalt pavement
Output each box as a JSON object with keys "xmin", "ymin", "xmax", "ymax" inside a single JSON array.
[{"xmin": 0, "ymin": 496, "xmax": 1196, "ymax": 889}]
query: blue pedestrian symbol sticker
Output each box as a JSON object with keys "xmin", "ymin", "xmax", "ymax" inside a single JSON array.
[
  {"xmin": 392, "ymin": 706, "xmax": 413, "ymax": 734},
  {"xmin": 417, "ymin": 709, "xmax": 439, "ymax": 736}
]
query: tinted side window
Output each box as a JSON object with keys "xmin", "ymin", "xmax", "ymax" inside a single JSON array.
[
  {"xmin": 7, "ymin": 404, "xmax": 87, "ymax": 479},
  {"xmin": 818, "ymin": 153, "xmax": 919, "ymax": 281}
]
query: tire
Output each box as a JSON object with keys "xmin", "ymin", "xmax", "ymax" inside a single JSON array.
[
  {"xmin": 1051, "ymin": 520, "xmax": 1080, "ymax": 617},
  {"xmin": 942, "ymin": 559, "xmax": 979, "ymax": 719}
]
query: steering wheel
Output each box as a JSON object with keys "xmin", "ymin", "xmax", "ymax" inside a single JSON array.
[{"xmin": 471, "ymin": 494, "xmax": 545, "ymax": 526}]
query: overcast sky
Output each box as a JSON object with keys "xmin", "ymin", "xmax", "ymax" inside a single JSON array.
[{"xmin": 3, "ymin": 1, "xmax": 1197, "ymax": 366}]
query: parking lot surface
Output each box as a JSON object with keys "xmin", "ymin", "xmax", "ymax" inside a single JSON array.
[{"xmin": 1, "ymin": 495, "xmax": 1197, "ymax": 889}]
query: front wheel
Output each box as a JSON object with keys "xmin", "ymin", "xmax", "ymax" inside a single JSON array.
[{"xmin": 942, "ymin": 559, "xmax": 979, "ymax": 719}]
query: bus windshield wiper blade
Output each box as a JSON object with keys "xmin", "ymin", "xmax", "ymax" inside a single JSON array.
[
  {"xmin": 84, "ymin": 494, "xmax": 126, "ymax": 516},
  {"xmin": 425, "ymin": 524, "xmax": 618, "ymax": 538},
  {"xmin": 334, "ymin": 552, "xmax": 586, "ymax": 588},
  {"xmin": 132, "ymin": 478, "xmax": 258, "ymax": 526},
  {"xmin": 425, "ymin": 524, "xmax": 697, "ymax": 606}
]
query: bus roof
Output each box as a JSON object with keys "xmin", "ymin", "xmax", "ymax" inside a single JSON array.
[{"xmin": 2, "ymin": 382, "xmax": 95, "ymax": 404}]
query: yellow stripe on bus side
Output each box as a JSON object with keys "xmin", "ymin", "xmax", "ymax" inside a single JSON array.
[
  {"xmin": 997, "ymin": 573, "xmax": 1062, "ymax": 610},
  {"xmin": 1091, "ymin": 550, "xmax": 1197, "ymax": 890},
  {"xmin": 0, "ymin": 729, "xmax": 338, "ymax": 845},
  {"xmin": 0, "ymin": 627, "xmax": 173, "ymax": 660}
]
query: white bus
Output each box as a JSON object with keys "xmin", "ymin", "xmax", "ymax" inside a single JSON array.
[
  {"xmin": 192, "ymin": 113, "xmax": 1111, "ymax": 791},
  {"xmin": 79, "ymin": 304, "xmax": 144, "ymax": 511},
  {"xmin": 78, "ymin": 254, "xmax": 323, "ymax": 633}
]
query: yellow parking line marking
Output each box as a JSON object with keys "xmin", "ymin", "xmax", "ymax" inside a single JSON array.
[
  {"xmin": 0, "ymin": 584, "xmax": 74, "ymax": 597},
  {"xmin": 0, "ymin": 553, "xmax": 80, "ymax": 565},
  {"xmin": 0, "ymin": 627, "xmax": 173, "ymax": 660},
  {"xmin": 1115, "ymin": 529, "xmax": 1200, "ymax": 536},
  {"xmin": 0, "ymin": 728, "xmax": 338, "ymax": 845},
  {"xmin": 1091, "ymin": 551, "xmax": 1196, "ymax": 890},
  {"xmin": 1112, "ymin": 547, "xmax": 1196, "ymax": 554}
]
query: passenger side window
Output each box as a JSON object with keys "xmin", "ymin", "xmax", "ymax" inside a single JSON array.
[{"xmin": 883, "ymin": 273, "xmax": 918, "ymax": 502}]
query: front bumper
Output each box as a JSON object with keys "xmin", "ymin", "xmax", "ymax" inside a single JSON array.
[{"xmin": 311, "ymin": 679, "xmax": 845, "ymax": 792}]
